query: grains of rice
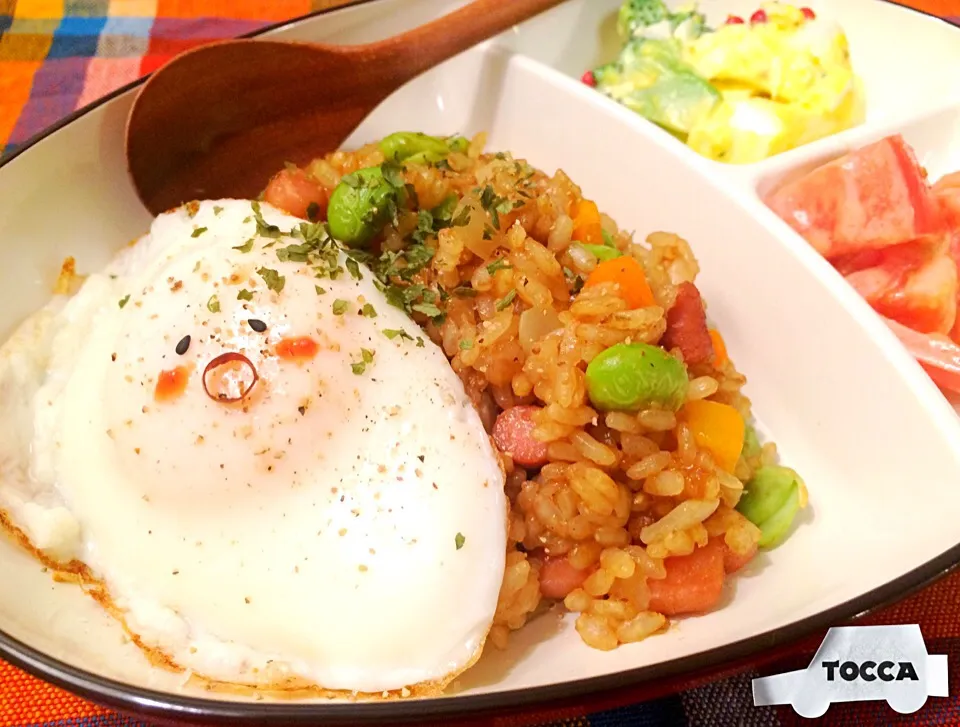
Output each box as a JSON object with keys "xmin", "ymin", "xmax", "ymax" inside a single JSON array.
[
  {"xmin": 687, "ymin": 375, "xmax": 720, "ymax": 400},
  {"xmin": 638, "ymin": 409, "xmax": 677, "ymax": 431},
  {"xmin": 626, "ymin": 451, "xmax": 672, "ymax": 480},
  {"xmin": 617, "ymin": 612, "xmax": 667, "ymax": 643},
  {"xmin": 575, "ymin": 613, "xmax": 619, "ymax": 651},
  {"xmin": 290, "ymin": 135, "xmax": 799, "ymax": 654},
  {"xmin": 639, "ymin": 499, "xmax": 720, "ymax": 544},
  {"xmin": 643, "ymin": 469, "xmax": 685, "ymax": 497}
]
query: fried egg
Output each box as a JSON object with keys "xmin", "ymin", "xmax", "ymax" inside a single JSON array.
[{"xmin": 0, "ymin": 199, "xmax": 507, "ymax": 694}]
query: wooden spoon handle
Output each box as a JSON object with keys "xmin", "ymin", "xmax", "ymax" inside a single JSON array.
[{"xmin": 356, "ymin": 0, "xmax": 568, "ymax": 83}]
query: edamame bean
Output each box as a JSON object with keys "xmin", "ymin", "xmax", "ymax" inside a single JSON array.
[
  {"xmin": 585, "ymin": 342, "xmax": 688, "ymax": 412},
  {"xmin": 742, "ymin": 423, "xmax": 761, "ymax": 460},
  {"xmin": 581, "ymin": 243, "xmax": 622, "ymax": 262},
  {"xmin": 736, "ymin": 465, "xmax": 803, "ymax": 548},
  {"xmin": 379, "ymin": 132, "xmax": 469, "ymax": 164},
  {"xmin": 327, "ymin": 166, "xmax": 398, "ymax": 247}
]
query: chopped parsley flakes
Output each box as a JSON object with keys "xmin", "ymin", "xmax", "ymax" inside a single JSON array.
[
  {"xmin": 257, "ymin": 267, "xmax": 285, "ymax": 293},
  {"xmin": 237, "ymin": 289, "xmax": 254, "ymax": 301},
  {"xmin": 486, "ymin": 258, "xmax": 511, "ymax": 275},
  {"xmin": 351, "ymin": 348, "xmax": 376, "ymax": 375},
  {"xmin": 361, "ymin": 303, "xmax": 377, "ymax": 318},
  {"xmin": 332, "ymin": 299, "xmax": 349, "ymax": 315},
  {"xmin": 250, "ymin": 201, "xmax": 282, "ymax": 239},
  {"xmin": 495, "ymin": 289, "xmax": 517, "ymax": 311},
  {"xmin": 233, "ymin": 238, "xmax": 254, "ymax": 253},
  {"xmin": 207, "ymin": 295, "xmax": 220, "ymax": 313},
  {"xmin": 455, "ymin": 532, "xmax": 465, "ymax": 550},
  {"xmin": 383, "ymin": 329, "xmax": 414, "ymax": 341},
  {"xmin": 118, "ymin": 294, "xmax": 130, "ymax": 309},
  {"xmin": 191, "ymin": 227, "xmax": 207, "ymax": 238}
]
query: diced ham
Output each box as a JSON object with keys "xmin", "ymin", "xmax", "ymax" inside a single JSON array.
[
  {"xmin": 764, "ymin": 135, "xmax": 946, "ymax": 260},
  {"xmin": 661, "ymin": 282, "xmax": 714, "ymax": 365}
]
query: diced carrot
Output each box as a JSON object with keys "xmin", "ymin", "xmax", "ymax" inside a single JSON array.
[
  {"xmin": 584, "ymin": 256, "xmax": 655, "ymax": 309},
  {"xmin": 571, "ymin": 199, "xmax": 604, "ymax": 246},
  {"xmin": 648, "ymin": 539, "xmax": 725, "ymax": 616},
  {"xmin": 492, "ymin": 405, "xmax": 549, "ymax": 467},
  {"xmin": 539, "ymin": 556, "xmax": 595, "ymax": 599},
  {"xmin": 722, "ymin": 540, "xmax": 758, "ymax": 573},
  {"xmin": 264, "ymin": 167, "xmax": 329, "ymax": 221},
  {"xmin": 708, "ymin": 329, "xmax": 728, "ymax": 368},
  {"xmin": 681, "ymin": 400, "xmax": 745, "ymax": 472}
]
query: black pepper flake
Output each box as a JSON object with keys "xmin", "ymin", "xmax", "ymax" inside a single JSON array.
[
  {"xmin": 248, "ymin": 318, "xmax": 267, "ymax": 333},
  {"xmin": 175, "ymin": 335, "xmax": 191, "ymax": 355}
]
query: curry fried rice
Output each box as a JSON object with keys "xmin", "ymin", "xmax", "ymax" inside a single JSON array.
[{"xmin": 264, "ymin": 131, "xmax": 809, "ymax": 651}]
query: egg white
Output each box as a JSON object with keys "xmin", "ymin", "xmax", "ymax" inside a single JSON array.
[{"xmin": 0, "ymin": 200, "xmax": 507, "ymax": 694}]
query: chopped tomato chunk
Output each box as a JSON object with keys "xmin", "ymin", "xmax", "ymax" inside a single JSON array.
[
  {"xmin": 764, "ymin": 135, "xmax": 945, "ymax": 260},
  {"xmin": 884, "ymin": 317, "xmax": 960, "ymax": 394}
]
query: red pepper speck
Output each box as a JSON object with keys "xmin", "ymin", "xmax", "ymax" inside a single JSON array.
[
  {"xmin": 276, "ymin": 336, "xmax": 319, "ymax": 361},
  {"xmin": 581, "ymin": 70, "xmax": 596, "ymax": 87},
  {"xmin": 800, "ymin": 7, "xmax": 816, "ymax": 19},
  {"xmin": 750, "ymin": 9, "xmax": 768, "ymax": 23},
  {"xmin": 155, "ymin": 365, "xmax": 191, "ymax": 402},
  {"xmin": 725, "ymin": 14, "xmax": 745, "ymax": 24}
]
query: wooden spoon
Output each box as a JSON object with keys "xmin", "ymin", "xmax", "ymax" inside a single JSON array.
[{"xmin": 126, "ymin": 0, "xmax": 568, "ymax": 216}]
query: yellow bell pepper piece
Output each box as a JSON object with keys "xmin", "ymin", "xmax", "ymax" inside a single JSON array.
[{"xmin": 683, "ymin": 399, "xmax": 745, "ymax": 472}]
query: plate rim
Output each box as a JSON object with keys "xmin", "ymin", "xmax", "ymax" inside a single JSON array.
[{"xmin": 1, "ymin": 0, "xmax": 959, "ymax": 722}]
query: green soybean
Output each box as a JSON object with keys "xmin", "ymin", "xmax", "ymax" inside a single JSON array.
[
  {"xmin": 736, "ymin": 465, "xmax": 803, "ymax": 548},
  {"xmin": 742, "ymin": 423, "xmax": 761, "ymax": 460},
  {"xmin": 585, "ymin": 342, "xmax": 688, "ymax": 412},
  {"xmin": 379, "ymin": 132, "xmax": 468, "ymax": 164},
  {"xmin": 327, "ymin": 166, "xmax": 398, "ymax": 247},
  {"xmin": 580, "ymin": 243, "xmax": 622, "ymax": 262}
]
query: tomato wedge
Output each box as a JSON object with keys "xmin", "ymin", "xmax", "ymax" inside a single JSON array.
[
  {"xmin": 883, "ymin": 316, "xmax": 960, "ymax": 394},
  {"xmin": 764, "ymin": 135, "xmax": 945, "ymax": 260}
]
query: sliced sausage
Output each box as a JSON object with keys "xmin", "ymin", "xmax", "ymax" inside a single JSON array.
[
  {"xmin": 538, "ymin": 556, "xmax": 595, "ymax": 599},
  {"xmin": 264, "ymin": 167, "xmax": 329, "ymax": 221},
  {"xmin": 492, "ymin": 405, "xmax": 549, "ymax": 467},
  {"xmin": 661, "ymin": 281, "xmax": 714, "ymax": 365}
]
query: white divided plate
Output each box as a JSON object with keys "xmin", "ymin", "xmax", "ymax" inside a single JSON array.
[{"xmin": 1, "ymin": 0, "xmax": 960, "ymax": 722}]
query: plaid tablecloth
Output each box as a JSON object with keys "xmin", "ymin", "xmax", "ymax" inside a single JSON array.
[{"xmin": 2, "ymin": 1, "xmax": 960, "ymax": 725}]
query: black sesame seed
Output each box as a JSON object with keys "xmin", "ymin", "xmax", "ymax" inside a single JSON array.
[
  {"xmin": 248, "ymin": 318, "xmax": 267, "ymax": 333},
  {"xmin": 175, "ymin": 335, "xmax": 191, "ymax": 356}
]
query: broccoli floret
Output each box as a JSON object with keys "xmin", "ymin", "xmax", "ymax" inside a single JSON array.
[{"xmin": 616, "ymin": 0, "xmax": 669, "ymax": 40}]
